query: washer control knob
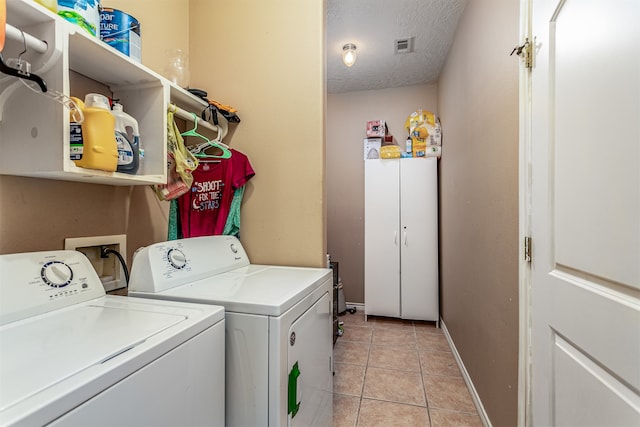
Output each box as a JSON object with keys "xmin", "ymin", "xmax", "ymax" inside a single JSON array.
[
  {"xmin": 41, "ymin": 261, "xmax": 73, "ymax": 288},
  {"xmin": 230, "ymin": 244, "xmax": 238, "ymax": 254},
  {"xmin": 167, "ymin": 249, "xmax": 187, "ymax": 269}
]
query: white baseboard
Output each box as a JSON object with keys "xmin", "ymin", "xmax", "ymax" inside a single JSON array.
[
  {"xmin": 441, "ymin": 319, "xmax": 492, "ymax": 427},
  {"xmin": 344, "ymin": 302, "xmax": 364, "ymax": 311}
]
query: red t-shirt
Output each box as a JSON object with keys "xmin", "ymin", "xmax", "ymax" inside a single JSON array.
[{"xmin": 178, "ymin": 149, "xmax": 255, "ymax": 237}]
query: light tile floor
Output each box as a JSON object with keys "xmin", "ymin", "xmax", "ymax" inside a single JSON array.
[{"xmin": 333, "ymin": 310, "xmax": 483, "ymax": 427}]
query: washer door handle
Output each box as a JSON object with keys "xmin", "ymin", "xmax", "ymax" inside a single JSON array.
[{"xmin": 288, "ymin": 361, "xmax": 301, "ymax": 418}]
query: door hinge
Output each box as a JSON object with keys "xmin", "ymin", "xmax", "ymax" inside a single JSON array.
[
  {"xmin": 524, "ymin": 236, "xmax": 532, "ymax": 262},
  {"xmin": 510, "ymin": 37, "xmax": 532, "ymax": 70}
]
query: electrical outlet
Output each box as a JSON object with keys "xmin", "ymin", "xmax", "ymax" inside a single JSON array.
[{"xmin": 65, "ymin": 235, "xmax": 127, "ymax": 292}]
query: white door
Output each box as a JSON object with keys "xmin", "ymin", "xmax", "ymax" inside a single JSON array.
[
  {"xmin": 400, "ymin": 158, "xmax": 439, "ymax": 321},
  {"xmin": 530, "ymin": 0, "xmax": 640, "ymax": 425},
  {"xmin": 364, "ymin": 159, "xmax": 400, "ymax": 317}
]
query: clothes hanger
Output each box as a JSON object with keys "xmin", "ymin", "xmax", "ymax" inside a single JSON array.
[
  {"xmin": 182, "ymin": 113, "xmax": 232, "ymax": 160},
  {"xmin": 0, "ymin": 29, "xmax": 47, "ymax": 93},
  {"xmin": 195, "ymin": 142, "xmax": 232, "ymax": 162},
  {"xmin": 0, "ymin": 36, "xmax": 83, "ymax": 121},
  {"xmin": 0, "ymin": 29, "xmax": 83, "ymax": 121},
  {"xmin": 180, "ymin": 112, "xmax": 209, "ymax": 142},
  {"xmin": 0, "ymin": 53, "xmax": 47, "ymax": 93}
]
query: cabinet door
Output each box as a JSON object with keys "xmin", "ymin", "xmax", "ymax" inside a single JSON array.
[
  {"xmin": 364, "ymin": 159, "xmax": 400, "ymax": 317},
  {"xmin": 400, "ymin": 158, "xmax": 438, "ymax": 321}
]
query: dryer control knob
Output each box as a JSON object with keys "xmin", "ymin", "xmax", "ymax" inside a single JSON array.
[
  {"xmin": 167, "ymin": 249, "xmax": 187, "ymax": 269},
  {"xmin": 41, "ymin": 261, "xmax": 73, "ymax": 288}
]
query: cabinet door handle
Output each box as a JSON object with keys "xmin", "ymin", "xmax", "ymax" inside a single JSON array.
[
  {"xmin": 404, "ymin": 230, "xmax": 408, "ymax": 246},
  {"xmin": 394, "ymin": 231, "xmax": 398, "ymax": 245}
]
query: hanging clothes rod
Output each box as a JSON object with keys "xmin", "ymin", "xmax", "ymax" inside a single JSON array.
[
  {"xmin": 5, "ymin": 24, "xmax": 48, "ymax": 54},
  {"xmin": 170, "ymin": 104, "xmax": 228, "ymax": 140}
]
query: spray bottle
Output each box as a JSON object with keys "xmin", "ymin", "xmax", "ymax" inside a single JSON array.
[{"xmin": 111, "ymin": 102, "xmax": 140, "ymax": 174}]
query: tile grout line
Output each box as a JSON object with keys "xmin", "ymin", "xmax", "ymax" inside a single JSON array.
[
  {"xmin": 353, "ymin": 329, "xmax": 372, "ymax": 427},
  {"xmin": 414, "ymin": 321, "xmax": 433, "ymax": 427}
]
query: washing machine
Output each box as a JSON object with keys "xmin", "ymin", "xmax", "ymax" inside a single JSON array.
[
  {"xmin": 0, "ymin": 249, "xmax": 225, "ymax": 427},
  {"xmin": 128, "ymin": 235, "xmax": 333, "ymax": 427}
]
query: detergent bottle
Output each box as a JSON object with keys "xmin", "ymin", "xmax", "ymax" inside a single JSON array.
[
  {"xmin": 69, "ymin": 93, "xmax": 118, "ymax": 171},
  {"xmin": 111, "ymin": 102, "xmax": 140, "ymax": 174}
]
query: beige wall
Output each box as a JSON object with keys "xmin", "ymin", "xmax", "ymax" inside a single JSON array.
[
  {"xmin": 1, "ymin": 1, "xmax": 327, "ymax": 271},
  {"xmin": 105, "ymin": 0, "xmax": 190, "ymax": 76},
  {"xmin": 437, "ymin": 0, "xmax": 519, "ymax": 425},
  {"xmin": 189, "ymin": 0, "xmax": 327, "ymax": 267},
  {"xmin": 326, "ymin": 84, "xmax": 438, "ymax": 303}
]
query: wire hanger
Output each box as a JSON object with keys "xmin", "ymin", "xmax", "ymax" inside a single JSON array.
[
  {"xmin": 182, "ymin": 112, "xmax": 232, "ymax": 160},
  {"xmin": 0, "ymin": 29, "xmax": 47, "ymax": 92}
]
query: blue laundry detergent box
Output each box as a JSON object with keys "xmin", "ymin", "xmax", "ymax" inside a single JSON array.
[{"xmin": 100, "ymin": 8, "xmax": 141, "ymax": 62}]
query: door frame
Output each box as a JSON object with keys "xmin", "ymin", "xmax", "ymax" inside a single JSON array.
[{"xmin": 518, "ymin": 0, "xmax": 533, "ymax": 426}]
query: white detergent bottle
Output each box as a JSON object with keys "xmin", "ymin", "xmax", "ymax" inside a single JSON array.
[{"xmin": 112, "ymin": 102, "xmax": 140, "ymax": 174}]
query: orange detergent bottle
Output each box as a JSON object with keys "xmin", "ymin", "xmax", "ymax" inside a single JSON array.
[{"xmin": 70, "ymin": 94, "xmax": 118, "ymax": 172}]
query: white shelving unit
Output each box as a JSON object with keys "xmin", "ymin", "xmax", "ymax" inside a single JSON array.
[{"xmin": 0, "ymin": 0, "xmax": 208, "ymax": 186}]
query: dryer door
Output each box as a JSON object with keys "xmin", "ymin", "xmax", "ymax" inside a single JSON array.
[{"xmin": 287, "ymin": 293, "xmax": 332, "ymax": 427}]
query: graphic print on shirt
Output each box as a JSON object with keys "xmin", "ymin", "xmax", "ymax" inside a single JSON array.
[
  {"xmin": 192, "ymin": 179, "xmax": 224, "ymax": 211},
  {"xmin": 178, "ymin": 149, "xmax": 255, "ymax": 237}
]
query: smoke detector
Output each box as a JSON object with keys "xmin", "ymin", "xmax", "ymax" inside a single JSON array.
[{"xmin": 394, "ymin": 37, "xmax": 415, "ymax": 54}]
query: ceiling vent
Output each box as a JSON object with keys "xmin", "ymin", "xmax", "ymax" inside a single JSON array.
[{"xmin": 394, "ymin": 37, "xmax": 415, "ymax": 54}]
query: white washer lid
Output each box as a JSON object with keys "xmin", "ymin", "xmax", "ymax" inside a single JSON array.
[
  {"xmin": 0, "ymin": 301, "xmax": 184, "ymax": 413},
  {"xmin": 147, "ymin": 265, "xmax": 332, "ymax": 316}
]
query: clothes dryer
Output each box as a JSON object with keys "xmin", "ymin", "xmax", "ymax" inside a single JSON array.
[
  {"xmin": 128, "ymin": 235, "xmax": 333, "ymax": 427},
  {"xmin": 0, "ymin": 250, "xmax": 225, "ymax": 426}
]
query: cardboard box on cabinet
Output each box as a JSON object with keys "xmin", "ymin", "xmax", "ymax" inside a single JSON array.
[
  {"xmin": 364, "ymin": 138, "xmax": 382, "ymax": 159},
  {"xmin": 366, "ymin": 120, "xmax": 386, "ymax": 138}
]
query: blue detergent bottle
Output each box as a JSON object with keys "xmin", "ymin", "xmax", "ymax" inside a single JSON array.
[{"xmin": 112, "ymin": 102, "xmax": 140, "ymax": 174}]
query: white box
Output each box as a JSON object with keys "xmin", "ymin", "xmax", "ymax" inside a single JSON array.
[{"xmin": 364, "ymin": 138, "xmax": 382, "ymax": 159}]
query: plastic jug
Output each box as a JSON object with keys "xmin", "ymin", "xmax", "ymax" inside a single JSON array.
[
  {"xmin": 112, "ymin": 102, "xmax": 140, "ymax": 174},
  {"xmin": 69, "ymin": 94, "xmax": 118, "ymax": 172},
  {"xmin": 34, "ymin": 0, "xmax": 57, "ymax": 13},
  {"xmin": 57, "ymin": 0, "xmax": 100, "ymax": 37}
]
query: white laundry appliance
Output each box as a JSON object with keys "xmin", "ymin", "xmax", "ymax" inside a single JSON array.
[
  {"xmin": 128, "ymin": 235, "xmax": 333, "ymax": 427},
  {"xmin": 0, "ymin": 250, "xmax": 225, "ymax": 427}
]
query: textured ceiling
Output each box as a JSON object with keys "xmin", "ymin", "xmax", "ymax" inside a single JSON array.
[{"xmin": 327, "ymin": 0, "xmax": 468, "ymax": 93}]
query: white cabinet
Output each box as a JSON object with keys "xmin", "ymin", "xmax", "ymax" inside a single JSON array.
[
  {"xmin": 364, "ymin": 158, "xmax": 438, "ymax": 322},
  {"xmin": 0, "ymin": 0, "xmax": 207, "ymax": 185}
]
